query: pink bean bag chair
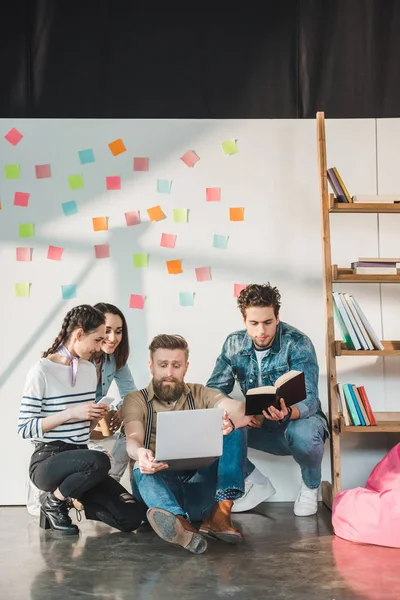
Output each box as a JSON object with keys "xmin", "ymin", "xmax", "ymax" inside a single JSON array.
[{"xmin": 332, "ymin": 443, "xmax": 400, "ymax": 548}]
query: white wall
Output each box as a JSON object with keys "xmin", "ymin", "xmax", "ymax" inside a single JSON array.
[{"xmin": 0, "ymin": 118, "xmax": 398, "ymax": 504}]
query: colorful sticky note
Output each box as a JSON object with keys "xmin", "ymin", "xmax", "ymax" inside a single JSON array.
[
  {"xmin": 195, "ymin": 267, "xmax": 211, "ymax": 282},
  {"xmin": 230, "ymin": 207, "xmax": 244, "ymax": 221},
  {"xmin": 147, "ymin": 205, "xmax": 165, "ymax": 222},
  {"xmin": 179, "ymin": 292, "xmax": 195, "ymax": 306},
  {"xmin": 221, "ymin": 139, "xmax": 238, "ymax": 155},
  {"xmin": 47, "ymin": 245, "xmax": 63, "ymax": 261},
  {"xmin": 172, "ymin": 208, "xmax": 188, "ymax": 223},
  {"xmin": 234, "ymin": 283, "xmax": 248, "ymax": 298},
  {"xmin": 133, "ymin": 253, "xmax": 148, "ymax": 268},
  {"xmin": 108, "ymin": 138, "xmax": 126, "ymax": 156},
  {"xmin": 35, "ymin": 164, "xmax": 51, "ymax": 179},
  {"xmin": 95, "ymin": 244, "xmax": 110, "ymax": 259},
  {"xmin": 61, "ymin": 284, "xmax": 77, "ymax": 300},
  {"xmin": 213, "ymin": 234, "xmax": 228, "ymax": 249},
  {"xmin": 106, "ymin": 176, "xmax": 121, "ymax": 190},
  {"xmin": 206, "ymin": 187, "xmax": 221, "ymax": 202},
  {"xmin": 129, "ymin": 294, "xmax": 145, "ymax": 310},
  {"xmin": 166, "ymin": 259, "xmax": 183, "ymax": 275},
  {"xmin": 19, "ymin": 223, "xmax": 34, "ymax": 238},
  {"xmin": 5, "ymin": 128, "xmax": 23, "ymax": 146},
  {"xmin": 133, "ymin": 157, "xmax": 149, "ymax": 171},
  {"xmin": 16, "ymin": 248, "xmax": 31, "ymax": 262},
  {"xmin": 5, "ymin": 164, "xmax": 20, "ymax": 179},
  {"xmin": 92, "ymin": 217, "xmax": 108, "ymax": 231},
  {"xmin": 160, "ymin": 233, "xmax": 176, "ymax": 249},
  {"xmin": 15, "ymin": 282, "xmax": 30, "ymax": 297},
  {"xmin": 125, "ymin": 211, "xmax": 141, "ymax": 226},
  {"xmin": 14, "ymin": 192, "xmax": 30, "ymax": 207},
  {"xmin": 157, "ymin": 179, "xmax": 172, "ymax": 194},
  {"xmin": 68, "ymin": 174, "xmax": 84, "ymax": 190},
  {"xmin": 180, "ymin": 150, "xmax": 199, "ymax": 168},
  {"xmin": 62, "ymin": 200, "xmax": 78, "ymax": 216},
  {"xmin": 78, "ymin": 149, "xmax": 95, "ymax": 164}
]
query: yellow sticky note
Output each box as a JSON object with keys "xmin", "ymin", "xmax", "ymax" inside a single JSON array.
[
  {"xmin": 230, "ymin": 207, "xmax": 244, "ymax": 221},
  {"xmin": 92, "ymin": 217, "xmax": 108, "ymax": 231},
  {"xmin": 173, "ymin": 208, "xmax": 188, "ymax": 223},
  {"xmin": 133, "ymin": 253, "xmax": 148, "ymax": 268},
  {"xmin": 147, "ymin": 205, "xmax": 165, "ymax": 222},
  {"xmin": 166, "ymin": 259, "xmax": 183, "ymax": 275},
  {"xmin": 15, "ymin": 282, "xmax": 30, "ymax": 297},
  {"xmin": 221, "ymin": 139, "xmax": 238, "ymax": 155}
]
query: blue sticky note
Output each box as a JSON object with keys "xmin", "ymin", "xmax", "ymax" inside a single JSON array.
[
  {"xmin": 61, "ymin": 200, "xmax": 78, "ymax": 216},
  {"xmin": 179, "ymin": 292, "xmax": 195, "ymax": 307},
  {"xmin": 61, "ymin": 284, "xmax": 77, "ymax": 300},
  {"xmin": 78, "ymin": 149, "xmax": 95, "ymax": 164},
  {"xmin": 157, "ymin": 179, "xmax": 172, "ymax": 194},
  {"xmin": 213, "ymin": 234, "xmax": 229, "ymax": 249}
]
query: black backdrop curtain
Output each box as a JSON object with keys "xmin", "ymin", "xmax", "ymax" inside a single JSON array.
[{"xmin": 1, "ymin": 0, "xmax": 400, "ymax": 119}]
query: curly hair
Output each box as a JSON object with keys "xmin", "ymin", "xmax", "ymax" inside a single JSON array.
[
  {"xmin": 149, "ymin": 334, "xmax": 189, "ymax": 361},
  {"xmin": 42, "ymin": 305, "xmax": 105, "ymax": 357},
  {"xmin": 237, "ymin": 283, "xmax": 281, "ymax": 318}
]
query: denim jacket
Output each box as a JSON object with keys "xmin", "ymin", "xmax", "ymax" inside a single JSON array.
[
  {"xmin": 95, "ymin": 354, "xmax": 137, "ymax": 407},
  {"xmin": 207, "ymin": 321, "xmax": 325, "ymax": 421}
]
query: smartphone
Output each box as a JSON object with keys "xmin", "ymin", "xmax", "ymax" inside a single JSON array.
[{"xmin": 97, "ymin": 396, "xmax": 115, "ymax": 407}]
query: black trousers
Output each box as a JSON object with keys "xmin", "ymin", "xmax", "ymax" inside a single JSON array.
[{"xmin": 29, "ymin": 441, "xmax": 145, "ymax": 532}]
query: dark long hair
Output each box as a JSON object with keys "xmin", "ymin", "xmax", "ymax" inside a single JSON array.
[
  {"xmin": 42, "ymin": 305, "xmax": 105, "ymax": 358},
  {"xmin": 94, "ymin": 303, "xmax": 130, "ymax": 371}
]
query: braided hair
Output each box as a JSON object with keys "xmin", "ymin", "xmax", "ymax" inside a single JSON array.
[{"xmin": 42, "ymin": 305, "xmax": 105, "ymax": 358}]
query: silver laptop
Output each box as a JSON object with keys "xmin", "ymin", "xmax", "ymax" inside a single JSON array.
[{"xmin": 155, "ymin": 408, "xmax": 223, "ymax": 471}]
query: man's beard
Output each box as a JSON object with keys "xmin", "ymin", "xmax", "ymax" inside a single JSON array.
[{"xmin": 153, "ymin": 377, "xmax": 186, "ymax": 403}]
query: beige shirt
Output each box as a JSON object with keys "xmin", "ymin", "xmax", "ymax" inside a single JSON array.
[{"xmin": 123, "ymin": 381, "xmax": 225, "ymax": 454}]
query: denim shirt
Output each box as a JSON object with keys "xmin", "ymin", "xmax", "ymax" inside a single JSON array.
[
  {"xmin": 95, "ymin": 353, "xmax": 137, "ymax": 407},
  {"xmin": 207, "ymin": 321, "xmax": 325, "ymax": 421}
]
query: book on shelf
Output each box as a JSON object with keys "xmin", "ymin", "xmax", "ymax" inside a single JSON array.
[
  {"xmin": 333, "ymin": 292, "xmax": 362, "ymax": 350},
  {"xmin": 332, "ymin": 167, "xmax": 353, "ymax": 203},
  {"xmin": 358, "ymin": 257, "xmax": 400, "ymax": 264},
  {"xmin": 351, "ymin": 261, "xmax": 398, "ymax": 268},
  {"xmin": 327, "ymin": 168, "xmax": 347, "ymax": 202},
  {"xmin": 352, "ymin": 195, "xmax": 400, "ymax": 203},
  {"xmin": 353, "ymin": 267, "xmax": 398, "ymax": 275},
  {"xmin": 338, "ymin": 383, "xmax": 376, "ymax": 426},
  {"xmin": 244, "ymin": 370, "xmax": 306, "ymax": 416},
  {"xmin": 333, "ymin": 292, "xmax": 384, "ymax": 351},
  {"xmin": 357, "ymin": 386, "xmax": 377, "ymax": 425}
]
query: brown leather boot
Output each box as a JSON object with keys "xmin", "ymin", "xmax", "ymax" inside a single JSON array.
[
  {"xmin": 199, "ymin": 500, "xmax": 243, "ymax": 544},
  {"xmin": 147, "ymin": 507, "xmax": 208, "ymax": 554}
]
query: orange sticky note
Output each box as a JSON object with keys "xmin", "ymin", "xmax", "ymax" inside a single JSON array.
[
  {"xmin": 230, "ymin": 207, "xmax": 244, "ymax": 221},
  {"xmin": 108, "ymin": 138, "xmax": 126, "ymax": 156},
  {"xmin": 92, "ymin": 217, "xmax": 108, "ymax": 231},
  {"xmin": 147, "ymin": 205, "xmax": 165, "ymax": 222},
  {"xmin": 47, "ymin": 245, "xmax": 63, "ymax": 261},
  {"xmin": 166, "ymin": 259, "xmax": 183, "ymax": 275}
]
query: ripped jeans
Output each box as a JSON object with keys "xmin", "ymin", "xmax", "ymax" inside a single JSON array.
[{"xmin": 132, "ymin": 427, "xmax": 247, "ymax": 521}]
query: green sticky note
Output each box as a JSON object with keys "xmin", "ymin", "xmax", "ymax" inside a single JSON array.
[
  {"xmin": 179, "ymin": 292, "xmax": 195, "ymax": 307},
  {"xmin": 133, "ymin": 253, "xmax": 148, "ymax": 268},
  {"xmin": 173, "ymin": 208, "xmax": 188, "ymax": 223},
  {"xmin": 213, "ymin": 234, "xmax": 229, "ymax": 249},
  {"xmin": 221, "ymin": 139, "xmax": 238, "ymax": 155},
  {"xmin": 19, "ymin": 223, "xmax": 35, "ymax": 238},
  {"xmin": 15, "ymin": 282, "xmax": 30, "ymax": 297},
  {"xmin": 5, "ymin": 164, "xmax": 20, "ymax": 179},
  {"xmin": 68, "ymin": 174, "xmax": 84, "ymax": 190},
  {"xmin": 61, "ymin": 284, "xmax": 77, "ymax": 300}
]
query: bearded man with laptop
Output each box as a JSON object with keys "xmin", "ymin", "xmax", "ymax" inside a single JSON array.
[{"xmin": 123, "ymin": 334, "xmax": 252, "ymax": 554}]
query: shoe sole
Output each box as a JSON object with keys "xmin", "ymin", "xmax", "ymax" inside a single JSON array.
[
  {"xmin": 199, "ymin": 527, "xmax": 243, "ymax": 544},
  {"xmin": 147, "ymin": 508, "xmax": 207, "ymax": 554}
]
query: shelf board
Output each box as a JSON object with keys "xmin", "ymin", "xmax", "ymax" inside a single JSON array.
[
  {"xmin": 330, "ymin": 202, "xmax": 400, "ymax": 213},
  {"xmin": 341, "ymin": 413, "xmax": 400, "ymax": 433},
  {"xmin": 335, "ymin": 340, "xmax": 400, "ymax": 356},
  {"xmin": 332, "ymin": 266, "xmax": 400, "ymax": 283}
]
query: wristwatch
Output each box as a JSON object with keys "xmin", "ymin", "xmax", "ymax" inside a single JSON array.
[{"xmin": 278, "ymin": 406, "xmax": 292, "ymax": 425}]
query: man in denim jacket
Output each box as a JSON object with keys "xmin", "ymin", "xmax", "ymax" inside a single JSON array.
[{"xmin": 207, "ymin": 283, "xmax": 328, "ymax": 516}]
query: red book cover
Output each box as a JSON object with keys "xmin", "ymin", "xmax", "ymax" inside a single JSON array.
[{"xmin": 357, "ymin": 386, "xmax": 377, "ymax": 426}]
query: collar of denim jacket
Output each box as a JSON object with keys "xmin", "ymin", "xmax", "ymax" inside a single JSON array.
[{"xmin": 239, "ymin": 322, "xmax": 282, "ymax": 356}]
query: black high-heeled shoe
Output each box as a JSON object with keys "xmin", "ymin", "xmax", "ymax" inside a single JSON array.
[{"xmin": 39, "ymin": 492, "xmax": 79, "ymax": 535}]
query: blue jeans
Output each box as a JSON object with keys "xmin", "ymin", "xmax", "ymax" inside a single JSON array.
[
  {"xmin": 246, "ymin": 416, "xmax": 328, "ymax": 489},
  {"xmin": 132, "ymin": 428, "xmax": 247, "ymax": 521}
]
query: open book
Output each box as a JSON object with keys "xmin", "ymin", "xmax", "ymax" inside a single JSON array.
[{"xmin": 245, "ymin": 370, "xmax": 306, "ymax": 416}]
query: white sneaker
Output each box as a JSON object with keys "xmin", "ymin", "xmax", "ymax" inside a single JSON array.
[
  {"xmin": 293, "ymin": 481, "xmax": 319, "ymax": 516},
  {"xmin": 232, "ymin": 474, "xmax": 276, "ymax": 513}
]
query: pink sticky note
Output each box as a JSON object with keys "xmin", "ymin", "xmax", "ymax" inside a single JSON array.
[
  {"xmin": 129, "ymin": 294, "xmax": 145, "ymax": 309},
  {"xmin": 125, "ymin": 211, "xmax": 141, "ymax": 226},
  {"xmin": 195, "ymin": 267, "xmax": 211, "ymax": 282},
  {"xmin": 35, "ymin": 164, "xmax": 51, "ymax": 179},
  {"xmin": 160, "ymin": 233, "xmax": 176, "ymax": 249},
  {"xmin": 16, "ymin": 247, "xmax": 31, "ymax": 261},
  {"xmin": 106, "ymin": 176, "xmax": 121, "ymax": 190},
  {"xmin": 234, "ymin": 283, "xmax": 247, "ymax": 297},
  {"xmin": 94, "ymin": 244, "xmax": 110, "ymax": 259},
  {"xmin": 206, "ymin": 187, "xmax": 221, "ymax": 202},
  {"xmin": 181, "ymin": 150, "xmax": 200, "ymax": 168},
  {"xmin": 47, "ymin": 245, "xmax": 63, "ymax": 261},
  {"xmin": 14, "ymin": 192, "xmax": 30, "ymax": 207},
  {"xmin": 133, "ymin": 157, "xmax": 149, "ymax": 171},
  {"xmin": 5, "ymin": 128, "xmax": 23, "ymax": 146}
]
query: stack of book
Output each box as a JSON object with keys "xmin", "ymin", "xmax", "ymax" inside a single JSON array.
[
  {"xmin": 327, "ymin": 167, "xmax": 352, "ymax": 203},
  {"xmin": 337, "ymin": 383, "xmax": 376, "ymax": 426},
  {"xmin": 351, "ymin": 258, "xmax": 400, "ymax": 275},
  {"xmin": 332, "ymin": 292, "xmax": 384, "ymax": 351}
]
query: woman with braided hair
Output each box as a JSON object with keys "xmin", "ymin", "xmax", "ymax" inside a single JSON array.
[{"xmin": 18, "ymin": 304, "xmax": 145, "ymax": 535}]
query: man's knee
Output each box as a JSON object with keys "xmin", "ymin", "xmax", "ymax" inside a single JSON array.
[{"xmin": 285, "ymin": 418, "xmax": 326, "ymax": 455}]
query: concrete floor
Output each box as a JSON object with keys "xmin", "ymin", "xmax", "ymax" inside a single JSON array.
[{"xmin": 1, "ymin": 503, "xmax": 399, "ymax": 600}]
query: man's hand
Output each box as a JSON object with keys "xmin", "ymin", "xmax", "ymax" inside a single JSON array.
[
  {"xmin": 263, "ymin": 398, "xmax": 288, "ymax": 421},
  {"xmin": 137, "ymin": 447, "xmax": 168, "ymax": 474},
  {"xmin": 247, "ymin": 415, "xmax": 264, "ymax": 428},
  {"xmin": 109, "ymin": 408, "xmax": 122, "ymax": 433}
]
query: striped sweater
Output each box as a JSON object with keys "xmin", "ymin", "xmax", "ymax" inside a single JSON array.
[{"xmin": 18, "ymin": 358, "xmax": 97, "ymax": 444}]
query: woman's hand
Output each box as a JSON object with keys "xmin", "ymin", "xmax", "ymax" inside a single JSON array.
[
  {"xmin": 222, "ymin": 410, "xmax": 234, "ymax": 435},
  {"xmin": 68, "ymin": 402, "xmax": 109, "ymax": 421}
]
